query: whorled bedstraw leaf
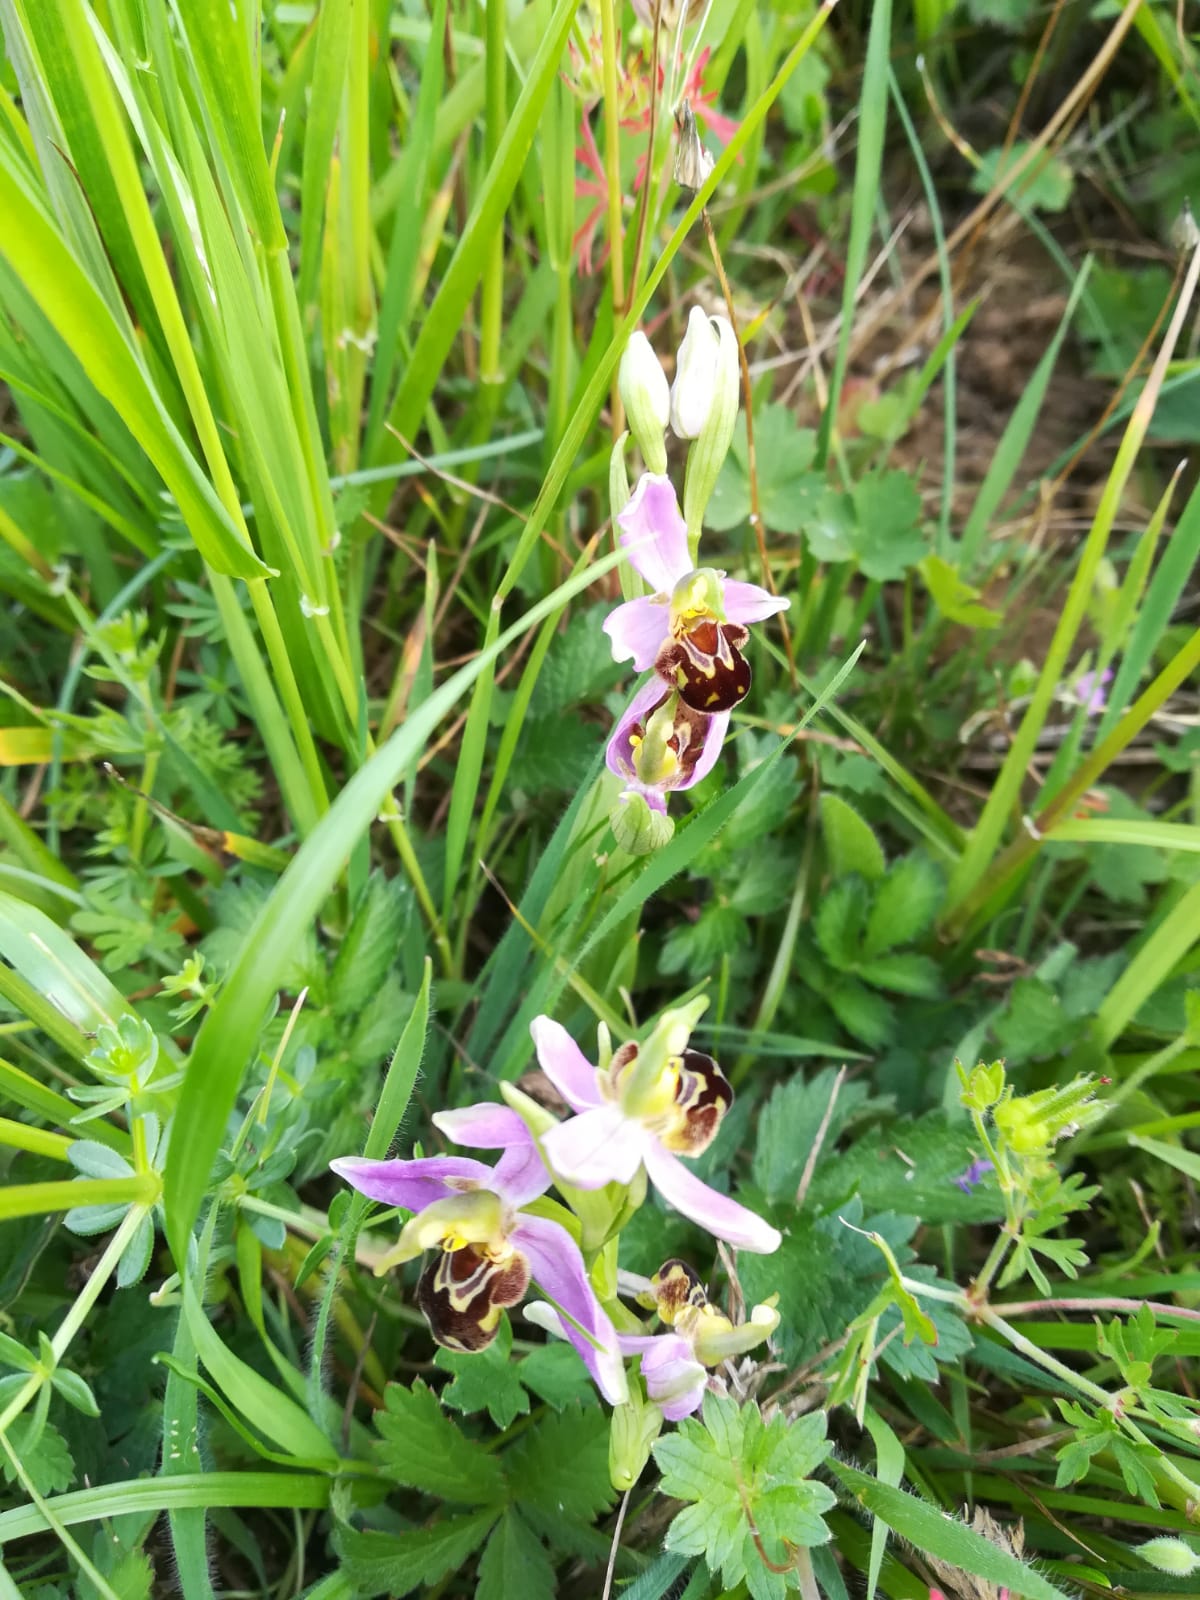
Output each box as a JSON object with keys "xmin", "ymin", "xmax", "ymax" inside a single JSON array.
[{"xmin": 653, "ymin": 1394, "xmax": 836, "ymax": 1600}]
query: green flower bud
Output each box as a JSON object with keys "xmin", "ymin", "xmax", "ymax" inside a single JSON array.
[
  {"xmin": 609, "ymin": 1384, "xmax": 663, "ymax": 1492},
  {"xmin": 959, "ymin": 1059, "xmax": 1006, "ymax": 1112},
  {"xmin": 610, "ymin": 791, "xmax": 675, "ymax": 856},
  {"xmin": 681, "ymin": 314, "xmax": 739, "ymax": 544},
  {"xmin": 993, "ymin": 1075, "xmax": 1106, "ymax": 1158},
  {"xmin": 1138, "ymin": 1537, "xmax": 1200, "ymax": 1576},
  {"xmin": 619, "ymin": 333, "xmax": 669, "ymax": 476}
]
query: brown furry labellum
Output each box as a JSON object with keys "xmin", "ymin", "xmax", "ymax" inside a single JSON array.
[
  {"xmin": 656, "ymin": 619, "xmax": 751, "ymax": 713},
  {"xmin": 415, "ymin": 1243, "xmax": 530, "ymax": 1353}
]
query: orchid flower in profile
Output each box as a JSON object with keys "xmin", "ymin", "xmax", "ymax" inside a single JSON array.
[
  {"xmin": 528, "ymin": 1003, "xmax": 780, "ymax": 1254},
  {"xmin": 528, "ymin": 1258, "xmax": 780, "ymax": 1421},
  {"xmin": 603, "ymin": 474, "xmax": 788, "ymax": 715},
  {"xmin": 330, "ymin": 1108, "xmax": 627, "ymax": 1404}
]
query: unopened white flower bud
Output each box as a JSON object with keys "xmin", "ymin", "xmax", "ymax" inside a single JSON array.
[
  {"xmin": 681, "ymin": 314, "xmax": 739, "ymax": 544},
  {"xmin": 619, "ymin": 333, "xmax": 669, "ymax": 475},
  {"xmin": 671, "ymin": 306, "xmax": 721, "ymax": 438}
]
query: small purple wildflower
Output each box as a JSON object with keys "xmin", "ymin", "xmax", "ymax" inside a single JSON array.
[
  {"xmin": 953, "ymin": 1157, "xmax": 995, "ymax": 1194},
  {"xmin": 1073, "ymin": 668, "xmax": 1113, "ymax": 715}
]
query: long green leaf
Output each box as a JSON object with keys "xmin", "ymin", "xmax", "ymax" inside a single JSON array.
[
  {"xmin": 829, "ymin": 1462, "xmax": 1072, "ymax": 1600},
  {"xmin": 0, "ymin": 1472, "xmax": 330, "ymax": 1541},
  {"xmin": 163, "ymin": 546, "xmax": 626, "ymax": 1259},
  {"xmin": 182, "ymin": 1282, "xmax": 338, "ymax": 1466}
]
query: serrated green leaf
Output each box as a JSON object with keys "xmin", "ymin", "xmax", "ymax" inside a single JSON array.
[
  {"xmin": 1, "ymin": 1417, "xmax": 74, "ymax": 1495},
  {"xmin": 855, "ymin": 952, "xmax": 942, "ymax": 998},
  {"xmin": 752, "ymin": 1067, "xmax": 870, "ymax": 1205},
  {"xmin": 476, "ymin": 1510, "xmax": 555, "ymax": 1600},
  {"xmin": 814, "ymin": 878, "xmax": 870, "ymax": 970},
  {"xmin": 820, "ymin": 794, "xmax": 886, "ymax": 882},
  {"xmin": 828, "ymin": 979, "xmax": 894, "ymax": 1047},
  {"xmin": 334, "ymin": 1511, "xmax": 498, "ymax": 1599},
  {"xmin": 863, "ymin": 856, "xmax": 943, "ymax": 955},
  {"xmin": 505, "ymin": 1405, "xmax": 614, "ymax": 1521},
  {"xmin": 374, "ymin": 1382, "xmax": 507, "ymax": 1503},
  {"xmin": 435, "ymin": 1320, "xmax": 530, "ymax": 1430},
  {"xmin": 654, "ymin": 1396, "xmax": 835, "ymax": 1600},
  {"xmin": 516, "ymin": 1343, "xmax": 599, "ymax": 1411}
]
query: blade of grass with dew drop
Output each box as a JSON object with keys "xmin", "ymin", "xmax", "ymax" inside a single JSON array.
[
  {"xmin": 945, "ymin": 243, "xmax": 1200, "ymax": 921},
  {"xmin": 163, "ymin": 545, "xmax": 628, "ymax": 1259},
  {"xmin": 959, "ymin": 261, "xmax": 1093, "ymax": 571},
  {"xmin": 162, "ymin": 1313, "xmax": 216, "ymax": 1600},
  {"xmin": 0, "ymin": 1472, "xmax": 331, "ymax": 1543},
  {"xmin": 815, "ymin": 0, "xmax": 891, "ymax": 469},
  {"xmin": 1096, "ymin": 878, "xmax": 1200, "ymax": 1049}
]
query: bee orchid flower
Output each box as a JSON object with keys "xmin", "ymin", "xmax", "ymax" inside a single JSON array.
[
  {"xmin": 603, "ymin": 474, "xmax": 788, "ymax": 714},
  {"xmin": 524, "ymin": 1003, "xmax": 780, "ymax": 1254},
  {"xmin": 606, "ymin": 675, "xmax": 730, "ymax": 817},
  {"xmin": 528, "ymin": 1258, "xmax": 780, "ymax": 1421},
  {"xmin": 330, "ymin": 1113, "xmax": 627, "ymax": 1404}
]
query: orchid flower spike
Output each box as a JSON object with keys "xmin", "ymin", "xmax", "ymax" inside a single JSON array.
[
  {"xmin": 529, "ymin": 1258, "xmax": 780, "ymax": 1421},
  {"xmin": 532, "ymin": 1002, "xmax": 780, "ymax": 1253},
  {"xmin": 330, "ymin": 1111, "xmax": 627, "ymax": 1404},
  {"xmin": 604, "ymin": 474, "xmax": 788, "ymax": 715}
]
